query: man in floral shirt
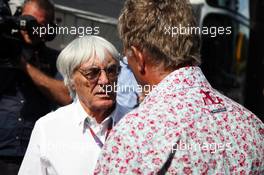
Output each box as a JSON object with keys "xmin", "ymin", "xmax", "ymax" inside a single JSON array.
[{"xmin": 94, "ymin": 0, "xmax": 264, "ymax": 174}]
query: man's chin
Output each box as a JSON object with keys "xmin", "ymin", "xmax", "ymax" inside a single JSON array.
[{"xmin": 93, "ymin": 99, "xmax": 115, "ymax": 109}]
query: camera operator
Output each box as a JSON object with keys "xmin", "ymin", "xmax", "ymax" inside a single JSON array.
[{"xmin": 0, "ymin": 0, "xmax": 71, "ymax": 174}]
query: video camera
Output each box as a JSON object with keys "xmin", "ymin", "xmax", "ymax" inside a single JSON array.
[
  {"xmin": 0, "ymin": 0, "xmax": 57, "ymax": 93},
  {"xmin": 0, "ymin": 0, "xmax": 56, "ymax": 67}
]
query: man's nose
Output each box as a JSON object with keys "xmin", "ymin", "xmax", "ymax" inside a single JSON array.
[{"xmin": 97, "ymin": 70, "xmax": 109, "ymax": 84}]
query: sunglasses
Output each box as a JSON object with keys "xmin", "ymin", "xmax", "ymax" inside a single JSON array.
[{"xmin": 78, "ymin": 64, "xmax": 121, "ymax": 83}]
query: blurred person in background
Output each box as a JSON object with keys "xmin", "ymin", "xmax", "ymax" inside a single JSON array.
[
  {"xmin": 0, "ymin": 0, "xmax": 71, "ymax": 174},
  {"xmin": 94, "ymin": 0, "xmax": 264, "ymax": 174},
  {"xmin": 117, "ymin": 56, "xmax": 141, "ymax": 109}
]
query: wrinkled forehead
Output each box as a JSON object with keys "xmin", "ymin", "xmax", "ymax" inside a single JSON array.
[{"xmin": 79, "ymin": 53, "xmax": 118, "ymax": 69}]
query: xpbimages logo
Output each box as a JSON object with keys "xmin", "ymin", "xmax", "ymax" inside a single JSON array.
[
  {"xmin": 164, "ymin": 24, "xmax": 232, "ymax": 37},
  {"xmin": 99, "ymin": 82, "xmax": 156, "ymax": 96},
  {"xmin": 32, "ymin": 24, "xmax": 100, "ymax": 37},
  {"xmin": 171, "ymin": 141, "xmax": 232, "ymax": 154}
]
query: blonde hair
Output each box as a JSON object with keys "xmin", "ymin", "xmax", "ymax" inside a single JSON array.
[{"xmin": 118, "ymin": 0, "xmax": 201, "ymax": 69}]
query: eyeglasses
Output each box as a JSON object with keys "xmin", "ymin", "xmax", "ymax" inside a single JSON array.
[{"xmin": 78, "ymin": 64, "xmax": 121, "ymax": 83}]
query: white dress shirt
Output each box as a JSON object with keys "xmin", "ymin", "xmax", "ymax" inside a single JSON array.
[{"xmin": 18, "ymin": 98, "xmax": 129, "ymax": 175}]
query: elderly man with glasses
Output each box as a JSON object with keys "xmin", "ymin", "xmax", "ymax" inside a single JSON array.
[{"xmin": 18, "ymin": 36, "xmax": 129, "ymax": 175}]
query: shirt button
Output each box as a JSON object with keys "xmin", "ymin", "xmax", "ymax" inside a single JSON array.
[
  {"xmin": 18, "ymin": 118, "xmax": 22, "ymax": 122},
  {"xmin": 16, "ymin": 136, "xmax": 20, "ymax": 140}
]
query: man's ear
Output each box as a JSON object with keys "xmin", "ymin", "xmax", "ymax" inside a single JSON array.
[
  {"xmin": 69, "ymin": 79, "xmax": 76, "ymax": 91},
  {"xmin": 131, "ymin": 46, "xmax": 145, "ymax": 74}
]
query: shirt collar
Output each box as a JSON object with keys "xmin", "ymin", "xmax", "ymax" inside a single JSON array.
[
  {"xmin": 146, "ymin": 66, "xmax": 211, "ymax": 98},
  {"xmin": 73, "ymin": 96, "xmax": 115, "ymax": 133},
  {"xmin": 73, "ymin": 97, "xmax": 88, "ymax": 127}
]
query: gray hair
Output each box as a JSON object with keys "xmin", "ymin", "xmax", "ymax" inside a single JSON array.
[{"xmin": 56, "ymin": 35, "xmax": 120, "ymax": 98}]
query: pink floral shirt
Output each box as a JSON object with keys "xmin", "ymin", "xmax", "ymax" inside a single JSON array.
[{"xmin": 94, "ymin": 66, "xmax": 264, "ymax": 175}]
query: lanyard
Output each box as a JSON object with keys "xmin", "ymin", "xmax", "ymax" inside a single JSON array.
[{"xmin": 88, "ymin": 118, "xmax": 113, "ymax": 148}]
